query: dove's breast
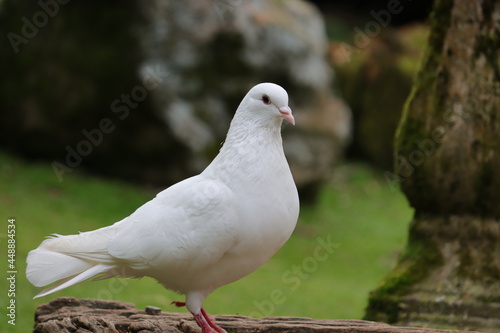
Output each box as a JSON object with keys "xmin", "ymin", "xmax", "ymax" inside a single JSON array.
[
  {"xmin": 158, "ymin": 133, "xmax": 300, "ymax": 293},
  {"xmin": 213, "ymin": 161, "xmax": 299, "ymax": 283},
  {"xmin": 199, "ymin": 183, "xmax": 298, "ymax": 292}
]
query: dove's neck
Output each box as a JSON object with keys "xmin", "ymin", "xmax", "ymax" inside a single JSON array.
[
  {"xmin": 202, "ymin": 114, "xmax": 288, "ymax": 186},
  {"xmin": 223, "ymin": 114, "xmax": 284, "ymax": 153}
]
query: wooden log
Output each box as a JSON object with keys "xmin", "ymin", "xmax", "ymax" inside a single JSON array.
[{"xmin": 34, "ymin": 297, "xmax": 477, "ymax": 333}]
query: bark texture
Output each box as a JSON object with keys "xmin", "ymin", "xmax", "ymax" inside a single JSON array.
[
  {"xmin": 33, "ymin": 297, "xmax": 475, "ymax": 333},
  {"xmin": 366, "ymin": 0, "xmax": 500, "ymax": 331}
]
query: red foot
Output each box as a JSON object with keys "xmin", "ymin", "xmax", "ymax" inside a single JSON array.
[
  {"xmin": 171, "ymin": 301, "xmax": 186, "ymax": 307},
  {"xmin": 171, "ymin": 302, "xmax": 225, "ymax": 333},
  {"xmin": 193, "ymin": 309, "xmax": 226, "ymax": 333},
  {"xmin": 201, "ymin": 308, "xmax": 226, "ymax": 333}
]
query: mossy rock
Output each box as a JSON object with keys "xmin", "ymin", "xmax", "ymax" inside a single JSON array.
[
  {"xmin": 366, "ymin": 1, "xmax": 500, "ymax": 330},
  {"xmin": 0, "ymin": 0, "xmax": 351, "ymax": 198}
]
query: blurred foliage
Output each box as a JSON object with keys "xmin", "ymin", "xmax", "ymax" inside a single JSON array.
[
  {"xmin": 311, "ymin": 0, "xmax": 434, "ymax": 31},
  {"xmin": 331, "ymin": 25, "xmax": 429, "ymax": 170}
]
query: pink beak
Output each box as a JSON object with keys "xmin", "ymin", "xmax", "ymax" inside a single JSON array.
[{"xmin": 278, "ymin": 106, "xmax": 295, "ymax": 125}]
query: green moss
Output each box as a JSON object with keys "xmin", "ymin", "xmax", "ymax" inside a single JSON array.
[
  {"xmin": 474, "ymin": 31, "xmax": 500, "ymax": 82},
  {"xmin": 478, "ymin": 295, "xmax": 500, "ymax": 303},
  {"xmin": 393, "ymin": 10, "xmax": 445, "ymax": 162},
  {"xmin": 364, "ymin": 217, "xmax": 443, "ymax": 323},
  {"xmin": 396, "ymin": 0, "xmax": 452, "ymax": 131},
  {"xmin": 475, "ymin": 0, "xmax": 500, "ymax": 81},
  {"xmin": 425, "ymin": 0, "xmax": 453, "ymax": 70},
  {"xmin": 392, "ymin": 0, "xmax": 453, "ymax": 210},
  {"xmin": 394, "ymin": 115, "xmax": 426, "ymax": 158}
]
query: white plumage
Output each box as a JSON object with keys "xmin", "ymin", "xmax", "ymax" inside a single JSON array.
[{"xmin": 26, "ymin": 83, "xmax": 300, "ymax": 333}]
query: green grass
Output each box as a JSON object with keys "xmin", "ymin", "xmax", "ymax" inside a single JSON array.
[{"xmin": 0, "ymin": 151, "xmax": 413, "ymax": 333}]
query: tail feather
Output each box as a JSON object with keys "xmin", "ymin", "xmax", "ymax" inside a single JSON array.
[
  {"xmin": 26, "ymin": 228, "xmax": 120, "ymax": 297},
  {"xmin": 26, "ymin": 248, "xmax": 93, "ymax": 287},
  {"xmin": 33, "ymin": 264, "xmax": 112, "ymax": 298}
]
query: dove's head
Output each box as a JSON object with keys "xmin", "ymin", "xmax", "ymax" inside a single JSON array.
[{"xmin": 241, "ymin": 83, "xmax": 295, "ymax": 126}]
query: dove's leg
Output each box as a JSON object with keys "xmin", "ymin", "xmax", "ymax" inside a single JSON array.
[
  {"xmin": 193, "ymin": 311, "xmax": 218, "ymax": 333},
  {"xmin": 200, "ymin": 307, "xmax": 226, "ymax": 333},
  {"xmin": 172, "ymin": 301, "xmax": 226, "ymax": 333}
]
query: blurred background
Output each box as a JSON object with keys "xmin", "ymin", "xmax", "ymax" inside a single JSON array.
[{"xmin": 0, "ymin": 0, "xmax": 435, "ymax": 332}]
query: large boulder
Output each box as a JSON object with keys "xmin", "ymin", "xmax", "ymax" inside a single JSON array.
[{"xmin": 0, "ymin": 0, "xmax": 350, "ymax": 198}]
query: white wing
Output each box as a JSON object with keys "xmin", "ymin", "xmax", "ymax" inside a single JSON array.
[{"xmin": 107, "ymin": 174, "xmax": 239, "ymax": 272}]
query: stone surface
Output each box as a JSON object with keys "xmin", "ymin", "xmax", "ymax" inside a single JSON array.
[
  {"xmin": 0, "ymin": 0, "xmax": 351, "ymax": 198},
  {"xmin": 33, "ymin": 297, "xmax": 475, "ymax": 333},
  {"xmin": 365, "ymin": 0, "xmax": 500, "ymax": 331}
]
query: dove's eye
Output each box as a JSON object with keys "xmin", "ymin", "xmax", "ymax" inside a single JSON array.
[{"xmin": 261, "ymin": 94, "xmax": 271, "ymax": 105}]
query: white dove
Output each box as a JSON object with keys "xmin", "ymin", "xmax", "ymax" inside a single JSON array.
[{"xmin": 26, "ymin": 82, "xmax": 300, "ymax": 333}]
